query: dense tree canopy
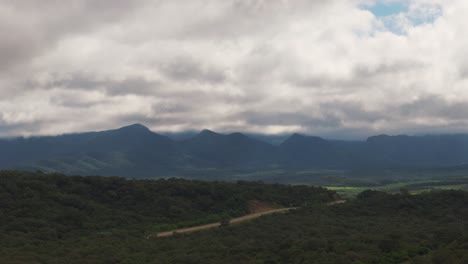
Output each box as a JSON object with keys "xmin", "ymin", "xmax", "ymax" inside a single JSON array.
[{"xmin": 1, "ymin": 171, "xmax": 467, "ymax": 263}]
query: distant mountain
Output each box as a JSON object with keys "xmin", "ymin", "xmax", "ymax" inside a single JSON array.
[
  {"xmin": 160, "ymin": 131, "xmax": 199, "ymax": 141},
  {"xmin": 279, "ymin": 134, "xmax": 340, "ymax": 168},
  {"xmin": 365, "ymin": 134, "xmax": 468, "ymax": 167},
  {"xmin": 2, "ymin": 124, "xmax": 468, "ymax": 178},
  {"xmin": 0, "ymin": 124, "xmax": 187, "ymax": 177},
  {"xmin": 245, "ymin": 133, "xmax": 291, "ymax": 145},
  {"xmin": 182, "ymin": 129, "xmax": 277, "ymax": 168}
]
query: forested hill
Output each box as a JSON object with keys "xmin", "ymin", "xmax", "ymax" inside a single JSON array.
[
  {"xmin": 2, "ymin": 124, "xmax": 468, "ymax": 177},
  {"xmin": 1, "ymin": 170, "xmax": 467, "ymax": 263},
  {"xmin": 0, "ymin": 171, "xmax": 334, "ymax": 251}
]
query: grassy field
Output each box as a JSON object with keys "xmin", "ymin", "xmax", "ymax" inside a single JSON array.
[
  {"xmin": 327, "ymin": 177, "xmax": 468, "ymax": 198},
  {"xmin": 174, "ymin": 167, "xmax": 468, "ymax": 199}
]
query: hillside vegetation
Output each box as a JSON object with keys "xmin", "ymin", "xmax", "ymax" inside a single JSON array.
[
  {"xmin": 0, "ymin": 170, "xmax": 333, "ymax": 263},
  {"xmin": 140, "ymin": 190, "xmax": 468, "ymax": 264},
  {"xmin": 1, "ymin": 171, "xmax": 467, "ymax": 263}
]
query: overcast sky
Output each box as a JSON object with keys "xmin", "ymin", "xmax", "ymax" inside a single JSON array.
[{"xmin": 1, "ymin": 0, "xmax": 467, "ymax": 139}]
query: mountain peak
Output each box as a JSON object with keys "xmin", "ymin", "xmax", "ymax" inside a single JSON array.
[
  {"xmin": 281, "ymin": 133, "xmax": 326, "ymax": 147},
  {"xmin": 290, "ymin": 133, "xmax": 305, "ymax": 139},
  {"xmin": 199, "ymin": 129, "xmax": 219, "ymax": 136},
  {"xmin": 118, "ymin": 123, "xmax": 151, "ymax": 133}
]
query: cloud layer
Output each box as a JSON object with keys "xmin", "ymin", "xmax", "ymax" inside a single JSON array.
[{"xmin": 1, "ymin": 0, "xmax": 467, "ymax": 139}]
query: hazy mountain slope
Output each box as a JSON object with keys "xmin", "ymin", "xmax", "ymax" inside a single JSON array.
[
  {"xmin": 279, "ymin": 134, "xmax": 343, "ymax": 168},
  {"xmin": 180, "ymin": 130, "xmax": 278, "ymax": 168},
  {"xmin": 3, "ymin": 124, "xmax": 468, "ymax": 177},
  {"xmin": 1, "ymin": 124, "xmax": 189, "ymax": 177},
  {"xmin": 365, "ymin": 134, "xmax": 468, "ymax": 167}
]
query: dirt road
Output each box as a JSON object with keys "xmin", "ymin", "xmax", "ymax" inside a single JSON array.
[
  {"xmin": 327, "ymin": 200, "xmax": 347, "ymax": 205},
  {"xmin": 148, "ymin": 199, "xmax": 347, "ymax": 238},
  {"xmin": 149, "ymin": 207, "xmax": 297, "ymax": 238}
]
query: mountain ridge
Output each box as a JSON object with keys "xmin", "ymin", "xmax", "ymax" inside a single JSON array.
[{"xmin": 3, "ymin": 123, "xmax": 468, "ymax": 178}]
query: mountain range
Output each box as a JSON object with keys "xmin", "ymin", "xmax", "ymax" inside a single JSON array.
[{"xmin": 2, "ymin": 123, "xmax": 468, "ymax": 178}]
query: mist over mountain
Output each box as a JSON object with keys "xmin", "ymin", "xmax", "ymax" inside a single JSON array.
[{"xmin": 2, "ymin": 124, "xmax": 468, "ymax": 178}]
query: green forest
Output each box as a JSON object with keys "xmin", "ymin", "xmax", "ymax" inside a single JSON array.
[{"xmin": 1, "ymin": 171, "xmax": 467, "ymax": 263}]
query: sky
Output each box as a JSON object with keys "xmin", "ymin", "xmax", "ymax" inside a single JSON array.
[
  {"xmin": 0, "ymin": 0, "xmax": 467, "ymax": 139},
  {"xmin": 369, "ymin": 1, "xmax": 408, "ymax": 17}
]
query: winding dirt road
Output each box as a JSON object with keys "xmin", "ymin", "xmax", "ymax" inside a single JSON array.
[
  {"xmin": 148, "ymin": 207, "xmax": 297, "ymax": 238},
  {"xmin": 147, "ymin": 199, "xmax": 347, "ymax": 239},
  {"xmin": 327, "ymin": 200, "xmax": 346, "ymax": 205}
]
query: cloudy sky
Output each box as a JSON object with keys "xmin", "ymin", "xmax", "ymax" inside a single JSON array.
[{"xmin": 1, "ymin": 0, "xmax": 467, "ymax": 139}]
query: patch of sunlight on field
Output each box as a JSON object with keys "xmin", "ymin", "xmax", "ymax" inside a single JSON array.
[
  {"xmin": 326, "ymin": 186, "xmax": 367, "ymax": 198},
  {"xmin": 327, "ymin": 179, "xmax": 468, "ymax": 198}
]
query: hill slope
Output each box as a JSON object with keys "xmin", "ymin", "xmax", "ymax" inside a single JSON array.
[
  {"xmin": 0, "ymin": 170, "xmax": 334, "ymax": 262},
  {"xmin": 182, "ymin": 129, "xmax": 278, "ymax": 168},
  {"xmin": 1, "ymin": 170, "xmax": 467, "ymax": 263}
]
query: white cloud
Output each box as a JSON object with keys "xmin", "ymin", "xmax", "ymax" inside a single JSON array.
[{"xmin": 0, "ymin": 0, "xmax": 467, "ymax": 139}]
